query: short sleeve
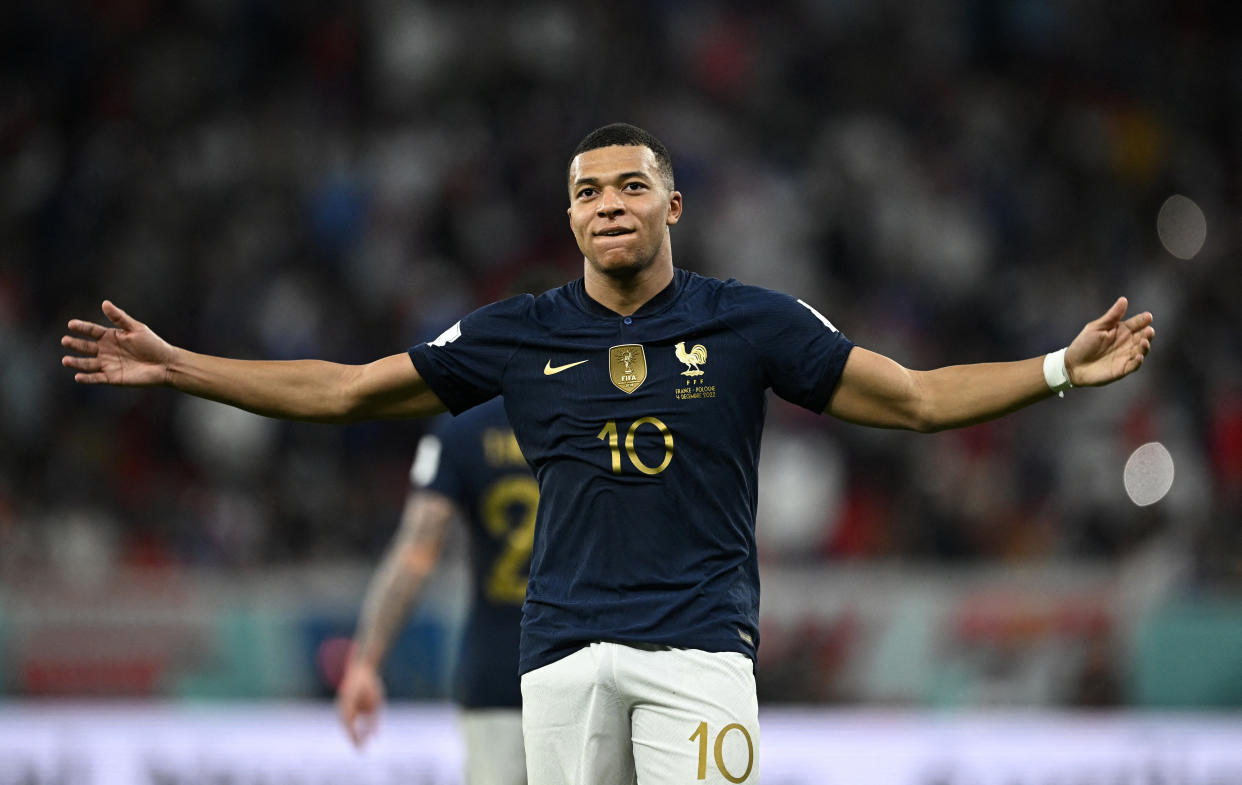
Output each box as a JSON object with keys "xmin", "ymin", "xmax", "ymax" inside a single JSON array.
[
  {"xmin": 407, "ymin": 295, "xmax": 531, "ymax": 415},
  {"xmin": 728, "ymin": 286, "xmax": 854, "ymax": 413}
]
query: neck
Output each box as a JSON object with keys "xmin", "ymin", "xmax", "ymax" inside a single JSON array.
[{"xmin": 583, "ymin": 257, "xmax": 675, "ymax": 316}]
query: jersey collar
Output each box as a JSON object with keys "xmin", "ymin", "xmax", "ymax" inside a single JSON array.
[{"xmin": 569, "ymin": 267, "xmax": 688, "ymax": 320}]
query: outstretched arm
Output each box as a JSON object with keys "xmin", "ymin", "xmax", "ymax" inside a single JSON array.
[
  {"xmin": 61, "ymin": 301, "xmax": 446, "ymax": 422},
  {"xmin": 337, "ymin": 490, "xmax": 457, "ymax": 748},
  {"xmin": 826, "ymin": 297, "xmax": 1155, "ymax": 432}
]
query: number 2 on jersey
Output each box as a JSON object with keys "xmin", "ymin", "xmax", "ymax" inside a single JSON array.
[
  {"xmin": 480, "ymin": 475, "xmax": 539, "ymax": 604},
  {"xmin": 596, "ymin": 417, "xmax": 674, "ymax": 475}
]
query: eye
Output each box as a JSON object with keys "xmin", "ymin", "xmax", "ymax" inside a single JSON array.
[
  {"xmin": 624, "ymin": 181, "xmax": 647, "ymax": 192},
  {"xmin": 577, "ymin": 187, "xmax": 596, "ymax": 199}
]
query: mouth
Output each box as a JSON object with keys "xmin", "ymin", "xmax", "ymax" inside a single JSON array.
[{"xmin": 594, "ymin": 227, "xmax": 635, "ymax": 238}]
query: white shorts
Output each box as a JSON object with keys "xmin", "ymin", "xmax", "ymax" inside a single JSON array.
[
  {"xmin": 460, "ymin": 708, "xmax": 526, "ymax": 785},
  {"xmin": 521, "ymin": 642, "xmax": 759, "ymax": 785}
]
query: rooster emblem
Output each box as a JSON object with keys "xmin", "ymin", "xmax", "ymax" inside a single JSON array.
[{"xmin": 675, "ymin": 341, "xmax": 707, "ymax": 376}]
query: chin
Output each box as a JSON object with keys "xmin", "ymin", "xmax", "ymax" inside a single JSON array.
[{"xmin": 590, "ymin": 253, "xmax": 653, "ymax": 280}]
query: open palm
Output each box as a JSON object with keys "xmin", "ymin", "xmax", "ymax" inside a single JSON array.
[
  {"xmin": 1065, "ymin": 296, "xmax": 1155, "ymax": 387},
  {"xmin": 61, "ymin": 301, "xmax": 176, "ymax": 387}
]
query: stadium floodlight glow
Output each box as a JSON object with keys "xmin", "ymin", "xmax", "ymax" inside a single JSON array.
[
  {"xmin": 1156, "ymin": 194, "xmax": 1207, "ymax": 260},
  {"xmin": 1123, "ymin": 441, "xmax": 1175, "ymax": 507}
]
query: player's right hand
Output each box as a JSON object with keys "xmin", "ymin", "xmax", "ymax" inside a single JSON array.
[
  {"xmin": 1064, "ymin": 296, "xmax": 1154, "ymax": 387},
  {"xmin": 337, "ymin": 659, "xmax": 386, "ymax": 748},
  {"xmin": 61, "ymin": 300, "xmax": 177, "ymax": 386}
]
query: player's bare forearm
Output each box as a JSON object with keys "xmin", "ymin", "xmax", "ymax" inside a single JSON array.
[
  {"xmin": 351, "ymin": 548, "xmax": 426, "ymax": 668},
  {"xmin": 62, "ymin": 301, "xmax": 446, "ymax": 422},
  {"xmin": 827, "ymin": 349, "xmax": 1050, "ymax": 432},
  {"xmin": 827, "ymin": 298, "xmax": 1154, "ymax": 432},
  {"xmin": 168, "ymin": 351, "xmax": 445, "ymax": 424},
  {"xmin": 907, "ymin": 357, "xmax": 1052, "ymax": 431},
  {"xmin": 351, "ymin": 492, "xmax": 455, "ymax": 667}
]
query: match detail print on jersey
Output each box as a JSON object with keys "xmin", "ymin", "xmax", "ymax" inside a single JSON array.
[
  {"xmin": 674, "ymin": 341, "xmax": 714, "ymax": 400},
  {"xmin": 544, "ymin": 359, "xmax": 590, "ymax": 376},
  {"xmin": 609, "ymin": 344, "xmax": 647, "ymax": 393}
]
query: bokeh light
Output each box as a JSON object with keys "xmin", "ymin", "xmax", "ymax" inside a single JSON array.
[
  {"xmin": 1123, "ymin": 441, "xmax": 1175, "ymax": 507},
  {"xmin": 1156, "ymin": 195, "xmax": 1207, "ymax": 260}
]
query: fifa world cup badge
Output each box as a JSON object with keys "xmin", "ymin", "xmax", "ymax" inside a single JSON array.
[{"xmin": 609, "ymin": 344, "xmax": 647, "ymax": 393}]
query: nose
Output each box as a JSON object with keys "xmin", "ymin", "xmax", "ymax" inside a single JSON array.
[{"xmin": 596, "ymin": 187, "xmax": 625, "ymax": 217}]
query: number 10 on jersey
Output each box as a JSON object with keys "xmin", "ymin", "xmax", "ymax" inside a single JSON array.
[{"xmin": 596, "ymin": 416, "xmax": 674, "ymax": 475}]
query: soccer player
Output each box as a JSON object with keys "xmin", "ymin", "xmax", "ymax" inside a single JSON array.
[
  {"xmin": 337, "ymin": 396, "xmax": 532, "ymax": 785},
  {"xmin": 61, "ymin": 123, "xmax": 1155, "ymax": 784}
]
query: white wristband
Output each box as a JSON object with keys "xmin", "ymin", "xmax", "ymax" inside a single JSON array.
[{"xmin": 1043, "ymin": 347, "xmax": 1073, "ymax": 397}]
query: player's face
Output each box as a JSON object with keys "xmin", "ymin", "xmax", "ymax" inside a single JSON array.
[{"xmin": 567, "ymin": 145, "xmax": 682, "ymax": 280}]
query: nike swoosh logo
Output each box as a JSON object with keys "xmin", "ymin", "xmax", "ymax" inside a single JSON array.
[{"xmin": 544, "ymin": 359, "xmax": 589, "ymax": 376}]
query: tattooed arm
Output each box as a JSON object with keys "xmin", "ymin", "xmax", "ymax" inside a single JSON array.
[{"xmin": 336, "ymin": 490, "xmax": 458, "ymax": 748}]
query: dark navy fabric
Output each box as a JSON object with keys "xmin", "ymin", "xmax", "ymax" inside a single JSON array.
[
  {"xmin": 409, "ymin": 269, "xmax": 854, "ymax": 675},
  {"xmin": 420, "ymin": 398, "xmax": 534, "ymax": 708}
]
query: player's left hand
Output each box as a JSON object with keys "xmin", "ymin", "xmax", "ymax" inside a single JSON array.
[
  {"xmin": 337, "ymin": 659, "xmax": 385, "ymax": 749},
  {"xmin": 1065, "ymin": 297, "xmax": 1155, "ymax": 387}
]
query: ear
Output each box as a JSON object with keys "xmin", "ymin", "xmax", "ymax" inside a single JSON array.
[{"xmin": 666, "ymin": 190, "xmax": 683, "ymax": 226}]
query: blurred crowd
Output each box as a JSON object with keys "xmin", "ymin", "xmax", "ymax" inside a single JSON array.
[{"xmin": 2, "ymin": 0, "xmax": 1239, "ymax": 585}]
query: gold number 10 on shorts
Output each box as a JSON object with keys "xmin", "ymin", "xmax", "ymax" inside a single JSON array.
[
  {"xmin": 690, "ymin": 721, "xmax": 754, "ymax": 783},
  {"xmin": 596, "ymin": 417, "xmax": 674, "ymax": 475}
]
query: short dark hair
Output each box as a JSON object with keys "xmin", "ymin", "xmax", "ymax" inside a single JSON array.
[{"xmin": 569, "ymin": 123, "xmax": 675, "ymax": 190}]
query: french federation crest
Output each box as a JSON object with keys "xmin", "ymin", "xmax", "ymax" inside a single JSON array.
[
  {"xmin": 675, "ymin": 341, "xmax": 707, "ymax": 376},
  {"xmin": 609, "ymin": 344, "xmax": 647, "ymax": 394}
]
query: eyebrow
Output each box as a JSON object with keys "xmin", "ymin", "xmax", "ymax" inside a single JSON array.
[{"xmin": 573, "ymin": 171, "xmax": 651, "ymax": 188}]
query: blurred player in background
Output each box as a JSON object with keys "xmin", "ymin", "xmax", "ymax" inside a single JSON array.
[
  {"xmin": 62, "ymin": 123, "xmax": 1155, "ymax": 784},
  {"xmin": 337, "ymin": 397, "xmax": 532, "ymax": 785}
]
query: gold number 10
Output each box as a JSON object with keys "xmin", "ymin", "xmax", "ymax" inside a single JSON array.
[
  {"xmin": 596, "ymin": 417, "xmax": 674, "ymax": 475},
  {"xmin": 690, "ymin": 721, "xmax": 754, "ymax": 782}
]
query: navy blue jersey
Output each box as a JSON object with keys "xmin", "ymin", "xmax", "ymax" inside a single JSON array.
[
  {"xmin": 409, "ymin": 269, "xmax": 854, "ymax": 675},
  {"xmin": 416, "ymin": 398, "xmax": 534, "ymax": 708}
]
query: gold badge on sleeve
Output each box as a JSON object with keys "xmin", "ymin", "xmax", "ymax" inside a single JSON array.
[{"xmin": 609, "ymin": 344, "xmax": 647, "ymax": 394}]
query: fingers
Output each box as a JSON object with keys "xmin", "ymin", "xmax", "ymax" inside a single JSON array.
[
  {"xmin": 61, "ymin": 333, "xmax": 104, "ymax": 383},
  {"xmin": 1124, "ymin": 328, "xmax": 1154, "ymax": 377},
  {"xmin": 357, "ymin": 715, "xmax": 375, "ymax": 745},
  {"xmin": 101, "ymin": 300, "xmax": 136, "ymax": 331},
  {"xmin": 338, "ymin": 697, "xmax": 361, "ymax": 746},
  {"xmin": 338, "ymin": 685, "xmax": 376, "ymax": 748},
  {"xmin": 66, "ymin": 318, "xmax": 107, "ymax": 339},
  {"xmin": 63, "ymin": 358, "xmax": 109, "ymax": 384},
  {"xmin": 62, "ymin": 353, "xmax": 101, "ymax": 371},
  {"xmin": 346, "ymin": 713, "xmax": 363, "ymax": 748},
  {"xmin": 65, "ymin": 303, "xmax": 136, "ymax": 339},
  {"xmin": 1093, "ymin": 296, "xmax": 1128, "ymax": 327},
  {"xmin": 1123, "ymin": 311, "xmax": 1154, "ymax": 333},
  {"xmin": 61, "ymin": 334, "xmax": 99, "ymax": 356},
  {"xmin": 1126, "ymin": 319, "xmax": 1154, "ymax": 361},
  {"xmin": 65, "ymin": 302, "xmax": 132, "ymax": 340},
  {"xmin": 344, "ymin": 708, "xmax": 376, "ymax": 748}
]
